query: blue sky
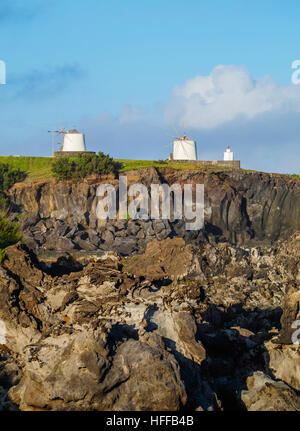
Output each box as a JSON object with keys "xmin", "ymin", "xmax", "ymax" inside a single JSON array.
[{"xmin": 1, "ymin": 0, "xmax": 300, "ymax": 173}]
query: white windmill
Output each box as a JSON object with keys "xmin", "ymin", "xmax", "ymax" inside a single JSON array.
[
  {"xmin": 48, "ymin": 127, "xmax": 87, "ymax": 155},
  {"xmin": 167, "ymin": 129, "xmax": 197, "ymax": 161},
  {"xmin": 62, "ymin": 129, "xmax": 86, "ymax": 152}
]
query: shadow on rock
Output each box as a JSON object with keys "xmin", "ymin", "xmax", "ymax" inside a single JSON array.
[{"xmin": 196, "ymin": 303, "xmax": 283, "ymax": 410}]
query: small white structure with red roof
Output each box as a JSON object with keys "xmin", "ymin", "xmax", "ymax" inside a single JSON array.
[{"xmin": 224, "ymin": 145, "xmax": 234, "ymax": 161}]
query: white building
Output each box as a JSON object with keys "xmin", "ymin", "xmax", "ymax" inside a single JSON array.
[
  {"xmin": 172, "ymin": 136, "xmax": 197, "ymax": 160},
  {"xmin": 224, "ymin": 145, "xmax": 234, "ymax": 161},
  {"xmin": 62, "ymin": 129, "xmax": 86, "ymax": 152}
]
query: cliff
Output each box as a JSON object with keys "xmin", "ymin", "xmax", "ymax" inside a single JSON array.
[
  {"xmin": 6, "ymin": 167, "xmax": 300, "ymax": 256},
  {"xmin": 1, "ymin": 167, "xmax": 300, "ymax": 411}
]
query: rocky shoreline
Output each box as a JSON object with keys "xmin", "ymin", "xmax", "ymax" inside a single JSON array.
[
  {"xmin": 0, "ymin": 233, "xmax": 299, "ymax": 411},
  {"xmin": 0, "ymin": 168, "xmax": 299, "ymax": 411}
]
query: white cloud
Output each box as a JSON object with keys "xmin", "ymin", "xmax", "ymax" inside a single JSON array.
[
  {"xmin": 74, "ymin": 65, "xmax": 300, "ymax": 174},
  {"xmin": 164, "ymin": 65, "xmax": 300, "ymax": 129}
]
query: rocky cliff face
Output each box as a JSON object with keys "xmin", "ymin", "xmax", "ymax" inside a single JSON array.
[
  {"xmin": 1, "ymin": 168, "xmax": 299, "ymax": 411},
  {"xmin": 7, "ymin": 168, "xmax": 300, "ymax": 256},
  {"xmin": 0, "ymin": 234, "xmax": 299, "ymax": 411}
]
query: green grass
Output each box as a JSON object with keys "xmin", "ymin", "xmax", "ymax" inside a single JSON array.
[
  {"xmin": 0, "ymin": 156, "xmax": 53, "ymax": 181},
  {"xmin": 116, "ymin": 159, "xmax": 233, "ymax": 172},
  {"xmin": 117, "ymin": 159, "xmax": 169, "ymax": 171},
  {"xmin": 0, "ymin": 156, "xmax": 237, "ymax": 183},
  {"xmin": 3, "ymin": 156, "xmax": 297, "ymax": 183}
]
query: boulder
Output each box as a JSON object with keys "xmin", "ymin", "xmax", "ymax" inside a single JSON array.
[
  {"xmin": 241, "ymin": 371, "xmax": 300, "ymax": 411},
  {"xmin": 276, "ymin": 286, "xmax": 300, "ymax": 344},
  {"xmin": 44, "ymin": 236, "xmax": 76, "ymax": 251},
  {"xmin": 124, "ymin": 238, "xmax": 200, "ymax": 281},
  {"xmin": 264, "ymin": 340, "xmax": 300, "ymax": 391},
  {"xmin": 8, "ymin": 334, "xmax": 187, "ymax": 411}
]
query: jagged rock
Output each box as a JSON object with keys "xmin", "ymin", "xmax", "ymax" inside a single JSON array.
[
  {"xmin": 124, "ymin": 238, "xmax": 200, "ymax": 280},
  {"xmin": 76, "ymin": 239, "xmax": 97, "ymax": 251},
  {"xmin": 2, "ymin": 242, "xmax": 44, "ymax": 286},
  {"xmin": 127, "ymin": 221, "xmax": 141, "ymax": 236},
  {"xmin": 8, "ymin": 329, "xmax": 187, "ymax": 411},
  {"xmin": 88, "ymin": 230, "xmax": 100, "ymax": 246},
  {"xmin": 100, "ymin": 339, "xmax": 187, "ymax": 411},
  {"xmin": 264, "ymin": 340, "xmax": 300, "ymax": 391},
  {"xmin": 112, "ymin": 237, "xmax": 137, "ymax": 255},
  {"xmin": 44, "ymin": 236, "xmax": 76, "ymax": 251},
  {"xmin": 241, "ymin": 371, "xmax": 300, "ymax": 411},
  {"xmin": 102, "ymin": 229, "xmax": 114, "ymax": 244},
  {"xmin": 172, "ymin": 312, "xmax": 206, "ymax": 365},
  {"xmin": 105, "ymin": 223, "xmax": 116, "ymax": 234},
  {"xmin": 114, "ymin": 220, "xmax": 128, "ymax": 230},
  {"xmin": 1, "ymin": 234, "xmax": 300, "ymax": 411},
  {"xmin": 8, "ymin": 169, "xmax": 300, "ymax": 254},
  {"xmin": 275, "ymin": 286, "xmax": 300, "ymax": 344},
  {"xmin": 225, "ymin": 261, "xmax": 253, "ymax": 281},
  {"xmin": 143, "ymin": 221, "xmax": 155, "ymax": 237},
  {"xmin": 9, "ymin": 331, "xmax": 109, "ymax": 411},
  {"xmin": 114, "ymin": 229, "xmax": 127, "ymax": 238},
  {"xmin": 0, "ymin": 241, "xmax": 219, "ymax": 411}
]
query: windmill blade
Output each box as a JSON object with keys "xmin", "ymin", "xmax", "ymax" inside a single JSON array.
[
  {"xmin": 165, "ymin": 132, "xmax": 179, "ymax": 140},
  {"xmin": 48, "ymin": 128, "xmax": 68, "ymax": 155},
  {"xmin": 179, "ymin": 121, "xmax": 185, "ymax": 137},
  {"xmin": 173, "ymin": 126, "xmax": 180, "ymax": 137},
  {"xmin": 49, "ymin": 130, "xmax": 66, "ymax": 135}
]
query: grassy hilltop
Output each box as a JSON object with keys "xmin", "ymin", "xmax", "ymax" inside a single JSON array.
[
  {"xmin": 0, "ymin": 156, "xmax": 54, "ymax": 181},
  {"xmin": 0, "ymin": 156, "xmax": 241, "ymax": 182}
]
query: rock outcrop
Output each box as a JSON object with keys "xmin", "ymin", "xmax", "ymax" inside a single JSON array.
[
  {"xmin": 0, "ymin": 234, "xmax": 299, "ymax": 411},
  {"xmin": 241, "ymin": 372, "xmax": 300, "ymax": 411},
  {"xmin": 6, "ymin": 168, "xmax": 300, "ymax": 256},
  {"xmin": 1, "ymin": 168, "xmax": 300, "ymax": 411}
]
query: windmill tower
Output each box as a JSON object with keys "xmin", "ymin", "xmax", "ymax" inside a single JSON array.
[
  {"xmin": 62, "ymin": 129, "xmax": 86, "ymax": 152},
  {"xmin": 169, "ymin": 134, "xmax": 197, "ymax": 161},
  {"xmin": 49, "ymin": 127, "xmax": 94, "ymax": 157}
]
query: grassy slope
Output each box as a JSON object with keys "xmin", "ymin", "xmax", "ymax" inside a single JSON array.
[
  {"xmin": 0, "ymin": 156, "xmax": 53, "ymax": 181},
  {"xmin": 1, "ymin": 156, "xmax": 297, "ymax": 183},
  {"xmin": 0, "ymin": 156, "xmax": 241, "ymax": 182},
  {"xmin": 117, "ymin": 159, "xmax": 236, "ymax": 172}
]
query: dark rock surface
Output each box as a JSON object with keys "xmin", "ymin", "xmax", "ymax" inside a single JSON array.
[
  {"xmin": 0, "ymin": 235, "xmax": 299, "ymax": 411},
  {"xmin": 1, "ymin": 168, "xmax": 300, "ymax": 411},
  {"xmin": 6, "ymin": 168, "xmax": 300, "ymax": 255}
]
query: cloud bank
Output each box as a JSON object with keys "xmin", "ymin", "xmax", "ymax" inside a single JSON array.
[
  {"xmin": 164, "ymin": 65, "xmax": 300, "ymax": 129},
  {"xmin": 81, "ymin": 65, "xmax": 300, "ymax": 174},
  {"xmin": 10, "ymin": 64, "xmax": 300, "ymax": 174}
]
